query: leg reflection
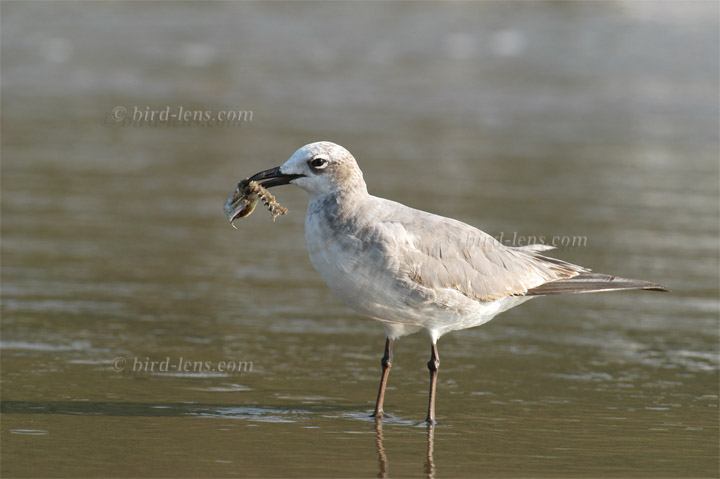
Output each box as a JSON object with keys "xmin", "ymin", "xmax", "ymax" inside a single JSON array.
[
  {"xmin": 375, "ymin": 418, "xmax": 388, "ymax": 478},
  {"xmin": 373, "ymin": 417, "xmax": 436, "ymax": 479},
  {"xmin": 424, "ymin": 423, "xmax": 436, "ymax": 479}
]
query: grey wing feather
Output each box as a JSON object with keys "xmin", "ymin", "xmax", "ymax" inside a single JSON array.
[{"xmin": 378, "ymin": 211, "xmax": 587, "ymax": 302}]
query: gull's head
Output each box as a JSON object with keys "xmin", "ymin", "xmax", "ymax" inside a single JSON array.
[{"xmin": 246, "ymin": 142, "xmax": 367, "ymax": 198}]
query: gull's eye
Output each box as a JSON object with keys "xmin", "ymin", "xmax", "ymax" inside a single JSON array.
[{"xmin": 309, "ymin": 157, "xmax": 329, "ymax": 170}]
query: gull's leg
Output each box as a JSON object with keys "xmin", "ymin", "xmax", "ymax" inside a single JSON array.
[
  {"xmin": 372, "ymin": 337, "xmax": 393, "ymax": 418},
  {"xmin": 425, "ymin": 342, "xmax": 440, "ymax": 424}
]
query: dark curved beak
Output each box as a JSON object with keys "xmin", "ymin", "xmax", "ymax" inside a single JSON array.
[{"xmin": 246, "ymin": 167, "xmax": 304, "ymax": 188}]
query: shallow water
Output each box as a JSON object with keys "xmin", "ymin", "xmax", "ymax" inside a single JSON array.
[{"xmin": 2, "ymin": 2, "xmax": 719, "ymax": 478}]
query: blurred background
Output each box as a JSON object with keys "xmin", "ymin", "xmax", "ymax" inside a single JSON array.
[{"xmin": 2, "ymin": 2, "xmax": 718, "ymax": 478}]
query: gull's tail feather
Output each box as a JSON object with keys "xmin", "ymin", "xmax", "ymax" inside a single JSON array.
[{"xmin": 526, "ymin": 273, "xmax": 669, "ymax": 296}]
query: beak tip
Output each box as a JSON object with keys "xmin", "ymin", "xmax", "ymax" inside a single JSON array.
[{"xmin": 248, "ymin": 166, "xmax": 303, "ymax": 188}]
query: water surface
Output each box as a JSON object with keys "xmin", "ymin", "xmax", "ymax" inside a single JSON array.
[{"xmin": 2, "ymin": 2, "xmax": 718, "ymax": 477}]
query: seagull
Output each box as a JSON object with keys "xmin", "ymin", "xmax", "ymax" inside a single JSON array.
[{"xmin": 227, "ymin": 141, "xmax": 668, "ymax": 424}]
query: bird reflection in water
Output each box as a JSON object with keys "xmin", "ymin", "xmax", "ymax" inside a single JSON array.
[{"xmin": 374, "ymin": 418, "xmax": 436, "ymax": 479}]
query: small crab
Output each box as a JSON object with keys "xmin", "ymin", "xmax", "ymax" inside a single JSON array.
[{"xmin": 224, "ymin": 178, "xmax": 288, "ymax": 228}]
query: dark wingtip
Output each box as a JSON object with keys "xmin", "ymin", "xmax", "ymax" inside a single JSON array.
[
  {"xmin": 526, "ymin": 273, "xmax": 670, "ymax": 296},
  {"xmin": 643, "ymin": 284, "xmax": 670, "ymax": 293}
]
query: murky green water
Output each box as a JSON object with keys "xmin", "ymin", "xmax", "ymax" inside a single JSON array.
[{"xmin": 2, "ymin": 2, "xmax": 718, "ymax": 478}]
